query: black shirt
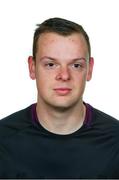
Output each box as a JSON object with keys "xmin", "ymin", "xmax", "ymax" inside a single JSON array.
[{"xmin": 0, "ymin": 103, "xmax": 119, "ymax": 179}]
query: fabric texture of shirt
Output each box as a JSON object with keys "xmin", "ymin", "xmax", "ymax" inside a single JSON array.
[{"xmin": 0, "ymin": 103, "xmax": 119, "ymax": 179}]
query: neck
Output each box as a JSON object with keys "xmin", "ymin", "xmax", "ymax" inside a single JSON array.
[{"xmin": 36, "ymin": 100, "xmax": 86, "ymax": 135}]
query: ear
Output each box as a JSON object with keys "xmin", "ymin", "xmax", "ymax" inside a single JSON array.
[
  {"xmin": 28, "ymin": 56, "xmax": 36, "ymax": 80},
  {"xmin": 86, "ymin": 57, "xmax": 94, "ymax": 81}
]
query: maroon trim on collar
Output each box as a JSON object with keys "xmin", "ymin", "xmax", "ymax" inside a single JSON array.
[
  {"xmin": 83, "ymin": 102, "xmax": 93, "ymax": 127},
  {"xmin": 31, "ymin": 102, "xmax": 93, "ymax": 128},
  {"xmin": 31, "ymin": 103, "xmax": 38, "ymax": 124}
]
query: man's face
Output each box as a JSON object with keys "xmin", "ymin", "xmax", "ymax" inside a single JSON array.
[{"xmin": 28, "ymin": 32, "xmax": 94, "ymax": 110}]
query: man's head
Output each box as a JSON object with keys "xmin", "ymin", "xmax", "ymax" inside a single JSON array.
[
  {"xmin": 28, "ymin": 17, "xmax": 94, "ymax": 110},
  {"xmin": 32, "ymin": 17, "xmax": 91, "ymax": 60}
]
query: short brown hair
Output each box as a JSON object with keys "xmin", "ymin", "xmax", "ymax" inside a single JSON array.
[{"xmin": 33, "ymin": 17, "xmax": 91, "ymax": 59}]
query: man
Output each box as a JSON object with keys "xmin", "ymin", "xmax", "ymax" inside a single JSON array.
[{"xmin": 0, "ymin": 17, "xmax": 119, "ymax": 179}]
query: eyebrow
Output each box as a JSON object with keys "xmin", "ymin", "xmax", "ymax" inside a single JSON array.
[{"xmin": 40, "ymin": 56, "xmax": 86, "ymax": 62}]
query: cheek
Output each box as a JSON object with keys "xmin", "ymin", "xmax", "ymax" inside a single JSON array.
[
  {"xmin": 75, "ymin": 76, "xmax": 87, "ymax": 94},
  {"xmin": 73, "ymin": 71, "xmax": 87, "ymax": 85},
  {"xmin": 36, "ymin": 70, "xmax": 53, "ymax": 90}
]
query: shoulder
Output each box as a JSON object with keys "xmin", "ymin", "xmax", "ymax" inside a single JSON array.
[
  {"xmin": 93, "ymin": 107, "xmax": 119, "ymax": 125},
  {"xmin": 91, "ymin": 106, "xmax": 119, "ymax": 135},
  {"xmin": 0, "ymin": 105, "xmax": 32, "ymax": 138}
]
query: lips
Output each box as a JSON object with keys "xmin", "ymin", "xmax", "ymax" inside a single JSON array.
[{"xmin": 54, "ymin": 88, "xmax": 72, "ymax": 95}]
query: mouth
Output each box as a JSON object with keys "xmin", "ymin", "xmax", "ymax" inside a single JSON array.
[{"xmin": 53, "ymin": 88, "xmax": 72, "ymax": 95}]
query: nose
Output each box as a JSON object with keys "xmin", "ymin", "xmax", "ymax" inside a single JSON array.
[{"xmin": 55, "ymin": 66, "xmax": 71, "ymax": 81}]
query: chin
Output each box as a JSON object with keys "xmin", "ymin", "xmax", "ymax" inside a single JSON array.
[
  {"xmin": 42, "ymin": 95, "xmax": 82, "ymax": 110},
  {"xmin": 48, "ymin": 100, "xmax": 80, "ymax": 111},
  {"xmin": 52, "ymin": 105, "xmax": 73, "ymax": 112}
]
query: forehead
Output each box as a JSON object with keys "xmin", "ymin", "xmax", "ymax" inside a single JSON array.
[
  {"xmin": 38, "ymin": 32, "xmax": 87, "ymax": 46},
  {"xmin": 36, "ymin": 32, "xmax": 89, "ymax": 59}
]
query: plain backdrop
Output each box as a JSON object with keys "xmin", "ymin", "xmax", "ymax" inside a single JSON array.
[{"xmin": 0, "ymin": 0, "xmax": 119, "ymax": 119}]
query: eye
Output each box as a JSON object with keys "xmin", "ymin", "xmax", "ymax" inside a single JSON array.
[
  {"xmin": 72, "ymin": 63, "xmax": 82, "ymax": 69},
  {"xmin": 44, "ymin": 62, "xmax": 57, "ymax": 69},
  {"xmin": 47, "ymin": 63, "xmax": 55, "ymax": 67}
]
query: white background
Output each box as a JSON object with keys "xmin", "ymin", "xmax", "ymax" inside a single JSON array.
[{"xmin": 0, "ymin": 0, "xmax": 119, "ymax": 119}]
